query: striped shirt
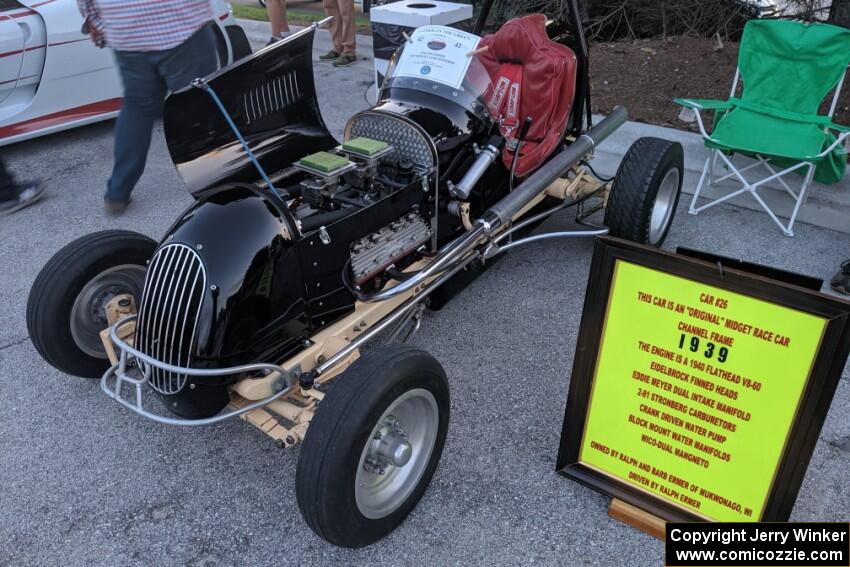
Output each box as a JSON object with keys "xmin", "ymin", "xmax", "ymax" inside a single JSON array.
[{"xmin": 77, "ymin": 0, "xmax": 214, "ymax": 52}]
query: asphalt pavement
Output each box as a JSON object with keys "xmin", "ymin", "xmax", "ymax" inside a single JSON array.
[{"xmin": 1, "ymin": 29, "xmax": 850, "ymax": 567}]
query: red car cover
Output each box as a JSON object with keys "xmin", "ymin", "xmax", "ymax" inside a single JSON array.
[{"xmin": 477, "ymin": 14, "xmax": 577, "ymax": 178}]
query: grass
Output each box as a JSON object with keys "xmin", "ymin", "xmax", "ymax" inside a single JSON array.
[{"xmin": 232, "ymin": 4, "xmax": 371, "ymax": 27}]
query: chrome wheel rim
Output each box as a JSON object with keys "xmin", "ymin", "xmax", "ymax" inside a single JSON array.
[
  {"xmin": 355, "ymin": 388, "xmax": 439, "ymax": 519},
  {"xmin": 649, "ymin": 168, "xmax": 681, "ymax": 245},
  {"xmin": 70, "ymin": 265, "xmax": 146, "ymax": 358}
]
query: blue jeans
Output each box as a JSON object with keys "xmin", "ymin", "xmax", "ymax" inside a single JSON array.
[{"xmin": 106, "ymin": 25, "xmax": 218, "ymax": 203}]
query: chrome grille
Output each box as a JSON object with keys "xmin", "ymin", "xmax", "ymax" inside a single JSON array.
[
  {"xmin": 345, "ymin": 112, "xmax": 435, "ymax": 171},
  {"xmin": 243, "ymin": 71, "xmax": 301, "ymax": 124},
  {"xmin": 135, "ymin": 244, "xmax": 206, "ymax": 395}
]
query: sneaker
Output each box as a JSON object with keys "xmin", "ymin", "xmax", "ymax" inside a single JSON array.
[
  {"xmin": 0, "ymin": 181, "xmax": 43, "ymax": 215},
  {"xmin": 104, "ymin": 197, "xmax": 131, "ymax": 216},
  {"xmin": 332, "ymin": 53, "xmax": 357, "ymax": 67},
  {"xmin": 319, "ymin": 49, "xmax": 340, "ymax": 61},
  {"xmin": 830, "ymin": 260, "xmax": 850, "ymax": 295},
  {"xmin": 266, "ymin": 31, "xmax": 292, "ymax": 46}
]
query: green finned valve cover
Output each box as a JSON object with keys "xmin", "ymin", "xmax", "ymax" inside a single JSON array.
[
  {"xmin": 342, "ymin": 137, "xmax": 389, "ymax": 157},
  {"xmin": 298, "ymin": 151, "xmax": 351, "ymax": 174}
]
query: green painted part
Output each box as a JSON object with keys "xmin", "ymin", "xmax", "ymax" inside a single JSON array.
[
  {"xmin": 298, "ymin": 151, "xmax": 350, "ymax": 173},
  {"xmin": 675, "ymin": 20, "xmax": 850, "ymax": 184},
  {"xmin": 343, "ymin": 137, "xmax": 389, "ymax": 156}
]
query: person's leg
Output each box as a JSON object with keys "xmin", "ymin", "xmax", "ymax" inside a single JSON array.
[
  {"xmin": 105, "ymin": 51, "xmax": 166, "ymax": 207},
  {"xmin": 158, "ymin": 25, "xmax": 219, "ymax": 93},
  {"xmin": 267, "ymin": 0, "xmax": 290, "ymax": 40},
  {"xmin": 338, "ymin": 0, "xmax": 356, "ymax": 55},
  {"xmin": 0, "ymin": 155, "xmax": 43, "ymax": 214},
  {"xmin": 0, "ymin": 156, "xmax": 15, "ymax": 200},
  {"xmin": 331, "ymin": 0, "xmax": 357, "ymax": 66},
  {"xmin": 322, "ymin": 0, "xmax": 343, "ymax": 58},
  {"xmin": 830, "ymin": 261, "xmax": 850, "ymax": 295}
]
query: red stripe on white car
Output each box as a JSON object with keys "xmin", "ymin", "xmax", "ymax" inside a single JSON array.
[
  {"xmin": 0, "ymin": 97, "xmax": 121, "ymax": 138},
  {"xmin": 0, "ymin": 38, "xmax": 94, "ymax": 60},
  {"xmin": 0, "ymin": 44, "xmax": 45, "ymax": 58},
  {"xmin": 0, "ymin": 73, "xmax": 35, "ymax": 85},
  {"xmin": 7, "ymin": 9, "xmax": 36, "ymax": 18},
  {"xmin": 7, "ymin": 0, "xmax": 56, "ymax": 18},
  {"xmin": 48, "ymin": 37, "xmax": 91, "ymax": 47}
]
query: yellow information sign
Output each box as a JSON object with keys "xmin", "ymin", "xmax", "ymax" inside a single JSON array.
[{"xmin": 579, "ymin": 260, "xmax": 827, "ymax": 521}]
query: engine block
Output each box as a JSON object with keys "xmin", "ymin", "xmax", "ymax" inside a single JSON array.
[{"xmin": 350, "ymin": 213, "xmax": 431, "ymax": 285}]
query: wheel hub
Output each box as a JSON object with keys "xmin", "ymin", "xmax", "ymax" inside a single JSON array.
[
  {"xmin": 649, "ymin": 168, "xmax": 681, "ymax": 245},
  {"xmin": 70, "ymin": 265, "xmax": 146, "ymax": 359},
  {"xmin": 354, "ymin": 388, "xmax": 439, "ymax": 519},
  {"xmin": 364, "ymin": 416, "xmax": 413, "ymax": 474}
]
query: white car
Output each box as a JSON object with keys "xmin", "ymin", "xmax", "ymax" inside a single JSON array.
[{"xmin": 0, "ymin": 0, "xmax": 250, "ymax": 146}]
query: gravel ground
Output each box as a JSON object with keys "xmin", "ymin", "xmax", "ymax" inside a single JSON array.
[{"xmin": 1, "ymin": 33, "xmax": 849, "ymax": 567}]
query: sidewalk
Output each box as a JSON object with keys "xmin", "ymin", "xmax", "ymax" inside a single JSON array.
[{"xmin": 239, "ymin": 18, "xmax": 850, "ymax": 235}]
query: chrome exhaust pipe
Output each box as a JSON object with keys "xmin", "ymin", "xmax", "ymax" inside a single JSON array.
[
  {"xmin": 484, "ymin": 106, "xmax": 627, "ymax": 226},
  {"xmin": 356, "ymin": 107, "xmax": 628, "ymax": 303}
]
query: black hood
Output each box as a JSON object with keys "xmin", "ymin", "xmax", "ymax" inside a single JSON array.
[{"xmin": 163, "ymin": 27, "xmax": 337, "ymax": 195}]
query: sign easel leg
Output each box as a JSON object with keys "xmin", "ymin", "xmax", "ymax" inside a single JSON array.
[{"xmin": 608, "ymin": 499, "xmax": 666, "ymax": 540}]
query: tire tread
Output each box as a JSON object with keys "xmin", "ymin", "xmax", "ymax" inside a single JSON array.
[
  {"xmin": 296, "ymin": 345, "xmax": 448, "ymax": 547},
  {"xmin": 26, "ymin": 230, "xmax": 156, "ymax": 377},
  {"xmin": 604, "ymin": 136, "xmax": 683, "ymax": 245}
]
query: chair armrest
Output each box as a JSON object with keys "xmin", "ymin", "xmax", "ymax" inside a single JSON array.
[
  {"xmin": 828, "ymin": 122, "xmax": 850, "ymax": 134},
  {"xmin": 814, "ymin": 130, "xmax": 850, "ymax": 159},
  {"xmin": 673, "ymin": 99, "xmax": 728, "ymax": 141},
  {"xmin": 673, "ymin": 98, "xmax": 732, "ymax": 111}
]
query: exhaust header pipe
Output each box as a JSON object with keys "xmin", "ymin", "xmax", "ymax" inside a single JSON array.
[{"xmin": 484, "ymin": 106, "xmax": 628, "ymax": 227}]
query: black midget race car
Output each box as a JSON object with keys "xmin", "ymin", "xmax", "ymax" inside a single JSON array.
[{"xmin": 26, "ymin": 0, "xmax": 684, "ymax": 548}]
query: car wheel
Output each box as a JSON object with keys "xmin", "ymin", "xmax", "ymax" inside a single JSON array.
[
  {"xmin": 296, "ymin": 345, "xmax": 450, "ymax": 547},
  {"xmin": 212, "ymin": 25, "xmax": 228, "ymax": 68},
  {"xmin": 26, "ymin": 230, "xmax": 156, "ymax": 378},
  {"xmin": 605, "ymin": 137, "xmax": 684, "ymax": 247},
  {"xmin": 225, "ymin": 24, "xmax": 253, "ymax": 61}
]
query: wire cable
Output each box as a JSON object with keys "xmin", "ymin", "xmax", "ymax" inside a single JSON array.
[
  {"xmin": 579, "ymin": 159, "xmax": 615, "ymax": 183},
  {"xmin": 195, "ymin": 79, "xmax": 284, "ymax": 200}
]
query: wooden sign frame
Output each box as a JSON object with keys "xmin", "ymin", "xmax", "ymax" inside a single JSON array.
[{"xmin": 557, "ymin": 236, "xmax": 850, "ymax": 523}]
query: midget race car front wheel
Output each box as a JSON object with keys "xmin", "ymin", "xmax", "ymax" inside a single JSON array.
[
  {"xmin": 605, "ymin": 136, "xmax": 684, "ymax": 247},
  {"xmin": 26, "ymin": 230, "xmax": 156, "ymax": 378},
  {"xmin": 296, "ymin": 346, "xmax": 450, "ymax": 547}
]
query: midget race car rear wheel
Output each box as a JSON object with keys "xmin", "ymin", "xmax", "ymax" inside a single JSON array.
[
  {"xmin": 605, "ymin": 136, "xmax": 684, "ymax": 247},
  {"xmin": 26, "ymin": 230, "xmax": 156, "ymax": 378},
  {"xmin": 296, "ymin": 346, "xmax": 450, "ymax": 547}
]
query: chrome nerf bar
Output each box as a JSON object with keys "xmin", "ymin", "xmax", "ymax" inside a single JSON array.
[{"xmin": 100, "ymin": 315, "xmax": 299, "ymax": 426}]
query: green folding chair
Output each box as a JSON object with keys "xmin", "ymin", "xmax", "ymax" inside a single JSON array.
[{"xmin": 675, "ymin": 19, "xmax": 850, "ymax": 236}]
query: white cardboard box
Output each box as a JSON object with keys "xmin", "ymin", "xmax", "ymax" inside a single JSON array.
[{"xmin": 370, "ymin": 1, "xmax": 473, "ymax": 27}]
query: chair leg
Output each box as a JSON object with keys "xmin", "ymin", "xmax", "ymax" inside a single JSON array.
[
  {"xmin": 747, "ymin": 161, "xmax": 815, "ymax": 237},
  {"xmin": 708, "ymin": 150, "xmax": 719, "ymax": 187},
  {"xmin": 688, "ymin": 156, "xmax": 711, "ymax": 215},
  {"xmin": 687, "ymin": 149, "xmax": 817, "ymax": 237},
  {"xmin": 690, "ymin": 152, "xmax": 750, "ymax": 214},
  {"xmin": 783, "ymin": 163, "xmax": 816, "ymax": 237},
  {"xmin": 750, "ymin": 190, "xmax": 794, "ymax": 236}
]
